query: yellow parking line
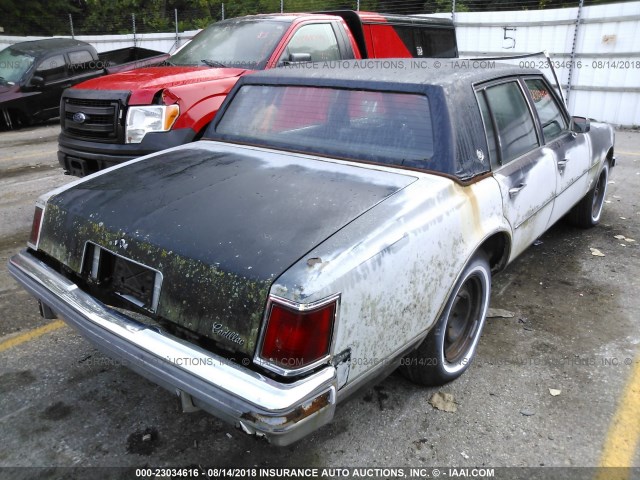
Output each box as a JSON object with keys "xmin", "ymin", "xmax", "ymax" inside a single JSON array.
[
  {"xmin": 597, "ymin": 354, "xmax": 640, "ymax": 476},
  {"xmin": 0, "ymin": 319, "xmax": 66, "ymax": 353},
  {"xmin": 617, "ymin": 150, "xmax": 640, "ymax": 157}
]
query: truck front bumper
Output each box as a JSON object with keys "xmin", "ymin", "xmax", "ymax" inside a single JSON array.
[
  {"xmin": 8, "ymin": 250, "xmax": 337, "ymax": 446},
  {"xmin": 58, "ymin": 128, "xmax": 196, "ymax": 177}
]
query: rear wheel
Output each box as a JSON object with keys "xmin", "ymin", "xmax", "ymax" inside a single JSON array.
[
  {"xmin": 401, "ymin": 253, "xmax": 491, "ymax": 386},
  {"xmin": 567, "ymin": 162, "xmax": 609, "ymax": 228}
]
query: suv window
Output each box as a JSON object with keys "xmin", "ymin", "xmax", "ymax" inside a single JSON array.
[
  {"xmin": 393, "ymin": 26, "xmax": 418, "ymax": 56},
  {"xmin": 68, "ymin": 50, "xmax": 93, "ymax": 65},
  {"xmin": 524, "ymin": 78, "xmax": 568, "ymax": 142},
  {"xmin": 394, "ymin": 26, "xmax": 457, "ymax": 58},
  {"xmin": 68, "ymin": 50, "xmax": 99, "ymax": 75},
  {"xmin": 35, "ymin": 54, "xmax": 67, "ymax": 82},
  {"xmin": 281, "ymin": 23, "xmax": 340, "ymax": 63},
  {"xmin": 484, "ymin": 81, "xmax": 539, "ymax": 165},
  {"xmin": 417, "ymin": 27, "xmax": 457, "ymax": 58}
]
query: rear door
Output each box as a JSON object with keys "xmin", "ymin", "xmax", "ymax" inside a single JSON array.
[
  {"xmin": 522, "ymin": 77, "xmax": 591, "ymax": 225},
  {"xmin": 476, "ymin": 78, "xmax": 557, "ymax": 260}
]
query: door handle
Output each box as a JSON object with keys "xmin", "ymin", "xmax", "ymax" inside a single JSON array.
[
  {"xmin": 509, "ymin": 183, "xmax": 527, "ymax": 198},
  {"xmin": 557, "ymin": 158, "xmax": 569, "ymax": 173}
]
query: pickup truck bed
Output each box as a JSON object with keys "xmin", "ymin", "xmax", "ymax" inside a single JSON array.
[{"xmin": 100, "ymin": 47, "xmax": 170, "ymax": 74}]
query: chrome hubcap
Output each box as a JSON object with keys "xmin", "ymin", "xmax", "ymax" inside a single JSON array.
[
  {"xmin": 445, "ymin": 276, "xmax": 482, "ymax": 364},
  {"xmin": 592, "ymin": 169, "xmax": 607, "ymax": 220}
]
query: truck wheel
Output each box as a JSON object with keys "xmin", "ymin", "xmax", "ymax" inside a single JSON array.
[
  {"xmin": 1, "ymin": 109, "xmax": 15, "ymax": 129},
  {"xmin": 567, "ymin": 162, "xmax": 609, "ymax": 228},
  {"xmin": 1, "ymin": 109, "xmax": 32, "ymax": 129},
  {"xmin": 401, "ymin": 253, "xmax": 491, "ymax": 386}
]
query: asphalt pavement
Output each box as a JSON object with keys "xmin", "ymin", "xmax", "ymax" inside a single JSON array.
[{"xmin": 0, "ymin": 123, "xmax": 638, "ymax": 478}]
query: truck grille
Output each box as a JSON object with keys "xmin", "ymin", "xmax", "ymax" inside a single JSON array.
[{"xmin": 62, "ymin": 97, "xmax": 121, "ymax": 141}]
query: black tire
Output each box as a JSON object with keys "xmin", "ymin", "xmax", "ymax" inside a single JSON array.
[
  {"xmin": 567, "ymin": 162, "xmax": 609, "ymax": 228},
  {"xmin": 1, "ymin": 109, "xmax": 13, "ymax": 130},
  {"xmin": 1, "ymin": 109, "xmax": 32, "ymax": 130},
  {"xmin": 401, "ymin": 253, "xmax": 491, "ymax": 386}
]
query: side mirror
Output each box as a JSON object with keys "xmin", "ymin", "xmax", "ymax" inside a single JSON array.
[
  {"xmin": 28, "ymin": 75, "xmax": 45, "ymax": 88},
  {"xmin": 571, "ymin": 116, "xmax": 590, "ymax": 133},
  {"xmin": 284, "ymin": 53, "xmax": 312, "ymax": 65}
]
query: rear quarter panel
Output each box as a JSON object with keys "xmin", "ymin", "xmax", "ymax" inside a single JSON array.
[{"xmin": 273, "ymin": 168, "xmax": 508, "ymax": 384}]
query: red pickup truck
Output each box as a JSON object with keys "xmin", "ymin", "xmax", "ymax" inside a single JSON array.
[{"xmin": 58, "ymin": 11, "xmax": 457, "ymax": 176}]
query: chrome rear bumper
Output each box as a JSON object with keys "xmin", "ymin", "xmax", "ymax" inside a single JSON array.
[{"xmin": 8, "ymin": 250, "xmax": 336, "ymax": 446}]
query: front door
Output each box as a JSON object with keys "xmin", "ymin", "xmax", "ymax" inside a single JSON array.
[{"xmin": 522, "ymin": 77, "xmax": 591, "ymax": 225}]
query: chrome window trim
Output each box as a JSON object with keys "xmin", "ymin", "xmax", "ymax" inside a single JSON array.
[
  {"xmin": 254, "ymin": 293, "xmax": 341, "ymax": 378},
  {"xmin": 474, "ymin": 88, "xmax": 500, "ymax": 169}
]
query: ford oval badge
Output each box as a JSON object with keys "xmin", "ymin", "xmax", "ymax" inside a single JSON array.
[{"xmin": 72, "ymin": 112, "xmax": 87, "ymax": 124}]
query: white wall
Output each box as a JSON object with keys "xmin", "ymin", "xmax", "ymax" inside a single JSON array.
[{"xmin": 429, "ymin": 1, "xmax": 640, "ymax": 126}]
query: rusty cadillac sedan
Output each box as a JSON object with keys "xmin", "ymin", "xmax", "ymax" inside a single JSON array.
[{"xmin": 9, "ymin": 60, "xmax": 614, "ymax": 445}]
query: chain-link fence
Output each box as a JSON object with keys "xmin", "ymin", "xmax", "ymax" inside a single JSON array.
[{"xmin": 0, "ymin": 0, "xmax": 621, "ymax": 37}]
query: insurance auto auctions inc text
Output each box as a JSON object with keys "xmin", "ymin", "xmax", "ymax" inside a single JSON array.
[
  {"xmin": 284, "ymin": 60, "xmax": 497, "ymax": 70},
  {"xmin": 204, "ymin": 467, "xmax": 495, "ymax": 478}
]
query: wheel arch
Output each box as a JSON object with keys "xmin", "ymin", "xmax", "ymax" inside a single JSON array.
[
  {"xmin": 1, "ymin": 107, "xmax": 31, "ymax": 129},
  {"xmin": 606, "ymin": 146, "xmax": 615, "ymax": 167},
  {"xmin": 476, "ymin": 230, "xmax": 511, "ymax": 274}
]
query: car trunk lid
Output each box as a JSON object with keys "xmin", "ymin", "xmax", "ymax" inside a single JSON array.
[{"xmin": 38, "ymin": 144, "xmax": 416, "ymax": 356}]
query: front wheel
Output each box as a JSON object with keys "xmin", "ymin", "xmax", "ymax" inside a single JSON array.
[
  {"xmin": 1, "ymin": 108, "xmax": 33, "ymax": 130},
  {"xmin": 401, "ymin": 253, "xmax": 491, "ymax": 386},
  {"xmin": 567, "ymin": 162, "xmax": 609, "ymax": 228}
]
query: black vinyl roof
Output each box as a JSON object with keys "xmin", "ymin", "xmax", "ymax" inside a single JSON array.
[
  {"xmin": 243, "ymin": 58, "xmax": 538, "ymax": 91},
  {"xmin": 219, "ymin": 59, "xmax": 543, "ymax": 181}
]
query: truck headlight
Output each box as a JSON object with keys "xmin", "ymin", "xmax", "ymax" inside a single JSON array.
[{"xmin": 125, "ymin": 105, "xmax": 179, "ymax": 143}]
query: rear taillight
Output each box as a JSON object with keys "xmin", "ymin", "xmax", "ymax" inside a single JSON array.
[
  {"xmin": 28, "ymin": 205, "xmax": 44, "ymax": 249},
  {"xmin": 258, "ymin": 296, "xmax": 338, "ymax": 373}
]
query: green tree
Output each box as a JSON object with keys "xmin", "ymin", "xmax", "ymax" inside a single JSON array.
[
  {"xmin": 1, "ymin": 0, "xmax": 624, "ymax": 37},
  {"xmin": 0, "ymin": 0, "xmax": 82, "ymax": 35}
]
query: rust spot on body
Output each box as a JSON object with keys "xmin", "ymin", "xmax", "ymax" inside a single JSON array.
[
  {"xmin": 240, "ymin": 391, "xmax": 331, "ymax": 427},
  {"xmin": 453, "ymin": 182, "xmax": 483, "ymax": 237}
]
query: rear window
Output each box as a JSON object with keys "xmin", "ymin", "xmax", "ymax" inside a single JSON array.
[{"xmin": 214, "ymin": 85, "xmax": 435, "ymax": 170}]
